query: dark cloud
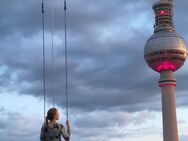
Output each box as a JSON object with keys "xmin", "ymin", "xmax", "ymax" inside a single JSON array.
[{"xmin": 0, "ymin": 0, "xmax": 188, "ymax": 112}]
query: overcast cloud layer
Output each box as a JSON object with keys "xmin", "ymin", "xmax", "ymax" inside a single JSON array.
[{"xmin": 0, "ymin": 0, "xmax": 188, "ymax": 141}]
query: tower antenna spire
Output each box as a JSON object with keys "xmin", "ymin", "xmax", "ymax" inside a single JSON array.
[{"xmin": 153, "ymin": 0, "xmax": 175, "ymax": 32}]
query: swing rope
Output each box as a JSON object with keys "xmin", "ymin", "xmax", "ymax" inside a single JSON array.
[
  {"xmin": 41, "ymin": 0, "xmax": 46, "ymax": 121},
  {"xmin": 64, "ymin": 0, "xmax": 69, "ymax": 121},
  {"xmin": 51, "ymin": 0, "xmax": 55, "ymax": 108},
  {"xmin": 41, "ymin": 0, "xmax": 69, "ymax": 122}
]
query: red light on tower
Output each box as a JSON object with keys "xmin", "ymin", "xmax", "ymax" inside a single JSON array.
[
  {"xmin": 158, "ymin": 10, "xmax": 170, "ymax": 16},
  {"xmin": 157, "ymin": 61, "xmax": 176, "ymax": 72},
  {"xmin": 160, "ymin": 10, "xmax": 165, "ymax": 15}
]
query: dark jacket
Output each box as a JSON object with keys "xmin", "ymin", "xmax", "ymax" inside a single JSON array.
[{"xmin": 40, "ymin": 123, "xmax": 70, "ymax": 141}]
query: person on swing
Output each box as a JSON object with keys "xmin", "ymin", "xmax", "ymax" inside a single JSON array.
[{"xmin": 40, "ymin": 108, "xmax": 71, "ymax": 141}]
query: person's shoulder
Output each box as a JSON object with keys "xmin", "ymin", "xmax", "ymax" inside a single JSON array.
[
  {"xmin": 42, "ymin": 123, "xmax": 47, "ymax": 128},
  {"xmin": 57, "ymin": 123, "xmax": 65, "ymax": 129}
]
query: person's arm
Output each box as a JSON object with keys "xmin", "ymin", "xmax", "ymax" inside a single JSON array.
[
  {"xmin": 61, "ymin": 124, "xmax": 71, "ymax": 141},
  {"xmin": 40, "ymin": 125, "xmax": 45, "ymax": 141}
]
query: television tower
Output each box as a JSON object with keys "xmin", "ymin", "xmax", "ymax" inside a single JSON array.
[{"xmin": 144, "ymin": 0, "xmax": 187, "ymax": 141}]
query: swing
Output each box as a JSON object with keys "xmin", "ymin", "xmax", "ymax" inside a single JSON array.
[{"xmin": 41, "ymin": 0, "xmax": 70, "ymax": 123}]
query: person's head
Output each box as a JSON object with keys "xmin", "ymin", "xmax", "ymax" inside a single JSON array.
[{"xmin": 46, "ymin": 108, "xmax": 60, "ymax": 124}]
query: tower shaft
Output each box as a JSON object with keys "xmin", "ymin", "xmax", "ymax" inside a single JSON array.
[{"xmin": 159, "ymin": 70, "xmax": 178, "ymax": 141}]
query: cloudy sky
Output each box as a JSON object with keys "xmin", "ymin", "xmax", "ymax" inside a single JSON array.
[{"xmin": 0, "ymin": 0, "xmax": 188, "ymax": 141}]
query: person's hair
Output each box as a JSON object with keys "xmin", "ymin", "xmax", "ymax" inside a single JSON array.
[{"xmin": 46, "ymin": 108, "xmax": 58, "ymax": 124}]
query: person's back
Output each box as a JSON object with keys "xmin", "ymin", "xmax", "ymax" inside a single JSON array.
[{"xmin": 40, "ymin": 108, "xmax": 70, "ymax": 141}]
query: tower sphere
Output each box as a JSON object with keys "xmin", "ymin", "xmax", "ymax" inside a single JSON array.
[{"xmin": 144, "ymin": 32, "xmax": 187, "ymax": 72}]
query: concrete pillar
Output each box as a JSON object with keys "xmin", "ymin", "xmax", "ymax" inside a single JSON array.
[{"xmin": 159, "ymin": 70, "xmax": 178, "ymax": 141}]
